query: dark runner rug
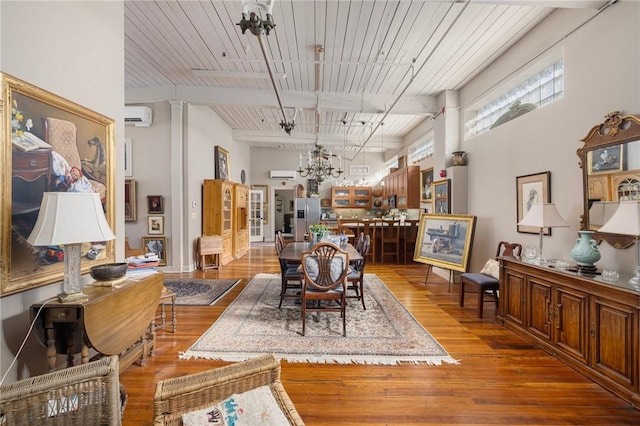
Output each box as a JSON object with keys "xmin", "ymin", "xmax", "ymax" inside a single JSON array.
[
  {"xmin": 179, "ymin": 273, "xmax": 458, "ymax": 365},
  {"xmin": 163, "ymin": 278, "xmax": 241, "ymax": 306}
]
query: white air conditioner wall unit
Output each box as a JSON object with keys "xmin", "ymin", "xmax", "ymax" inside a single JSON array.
[
  {"xmin": 269, "ymin": 170, "xmax": 296, "ymax": 180},
  {"xmin": 124, "ymin": 106, "xmax": 152, "ymax": 127}
]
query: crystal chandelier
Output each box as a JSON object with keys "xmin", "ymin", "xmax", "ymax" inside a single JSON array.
[{"xmin": 297, "ymin": 143, "xmax": 343, "ymax": 183}]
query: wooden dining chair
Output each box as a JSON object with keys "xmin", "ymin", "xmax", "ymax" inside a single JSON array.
[
  {"xmin": 275, "ymin": 231, "xmax": 302, "ymax": 308},
  {"xmin": 459, "ymin": 241, "xmax": 522, "ymax": 318},
  {"xmin": 347, "ymin": 235, "xmax": 371, "ymax": 310},
  {"xmin": 300, "ymin": 242, "xmax": 349, "ymax": 336}
]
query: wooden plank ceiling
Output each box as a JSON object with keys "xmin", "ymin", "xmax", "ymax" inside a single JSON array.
[{"xmin": 124, "ymin": 0, "xmax": 608, "ymax": 154}]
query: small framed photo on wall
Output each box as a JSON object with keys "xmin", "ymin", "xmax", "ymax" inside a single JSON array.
[
  {"xmin": 148, "ymin": 216, "xmax": 164, "ymax": 235},
  {"xmin": 147, "ymin": 195, "xmax": 164, "ymax": 214}
]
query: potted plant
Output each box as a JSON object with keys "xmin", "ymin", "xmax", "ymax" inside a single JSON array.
[{"xmin": 309, "ymin": 224, "xmax": 329, "ymax": 242}]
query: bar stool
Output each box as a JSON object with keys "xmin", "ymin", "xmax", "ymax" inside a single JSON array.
[
  {"xmin": 379, "ymin": 219, "xmax": 400, "ymax": 264},
  {"xmin": 401, "ymin": 219, "xmax": 420, "ymax": 264}
]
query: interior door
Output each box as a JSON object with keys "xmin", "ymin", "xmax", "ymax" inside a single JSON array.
[{"xmin": 249, "ymin": 190, "xmax": 263, "ymax": 242}]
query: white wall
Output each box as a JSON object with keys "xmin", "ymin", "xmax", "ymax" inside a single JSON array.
[
  {"xmin": 125, "ymin": 102, "xmax": 172, "ymax": 252},
  {"xmin": 457, "ymin": 2, "xmax": 639, "ymax": 272},
  {"xmin": 125, "ymin": 103, "xmax": 250, "ymax": 272},
  {"xmin": 1, "ymin": 0, "xmax": 124, "ymax": 381}
]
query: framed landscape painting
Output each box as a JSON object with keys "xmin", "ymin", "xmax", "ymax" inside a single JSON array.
[
  {"xmin": 414, "ymin": 213, "xmax": 477, "ymax": 273},
  {"xmin": 1, "ymin": 72, "xmax": 115, "ymax": 296}
]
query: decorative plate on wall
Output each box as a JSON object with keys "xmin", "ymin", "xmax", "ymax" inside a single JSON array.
[{"xmin": 240, "ymin": 169, "xmax": 246, "ymax": 184}]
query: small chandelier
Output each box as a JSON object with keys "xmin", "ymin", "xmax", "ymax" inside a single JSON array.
[{"xmin": 297, "ymin": 143, "xmax": 343, "ymax": 183}]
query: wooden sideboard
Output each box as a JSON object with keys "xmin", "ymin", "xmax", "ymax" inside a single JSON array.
[
  {"xmin": 31, "ymin": 273, "xmax": 163, "ymax": 373},
  {"xmin": 498, "ymin": 257, "xmax": 640, "ymax": 409}
]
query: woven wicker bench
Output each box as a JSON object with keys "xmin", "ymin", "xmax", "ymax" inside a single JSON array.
[
  {"xmin": 0, "ymin": 356, "xmax": 122, "ymax": 425},
  {"xmin": 153, "ymin": 354, "xmax": 304, "ymax": 425}
]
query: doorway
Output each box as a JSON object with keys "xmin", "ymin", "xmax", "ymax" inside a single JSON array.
[{"xmin": 274, "ymin": 189, "xmax": 294, "ymax": 238}]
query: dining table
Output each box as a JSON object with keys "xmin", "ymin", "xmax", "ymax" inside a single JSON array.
[{"xmin": 278, "ymin": 241, "xmax": 362, "ymax": 264}]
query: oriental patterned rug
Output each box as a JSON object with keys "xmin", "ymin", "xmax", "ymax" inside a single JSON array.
[
  {"xmin": 179, "ymin": 273, "xmax": 458, "ymax": 365},
  {"xmin": 164, "ymin": 278, "xmax": 241, "ymax": 306}
]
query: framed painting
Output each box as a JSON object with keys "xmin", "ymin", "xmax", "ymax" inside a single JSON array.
[
  {"xmin": 142, "ymin": 236, "xmax": 167, "ymax": 266},
  {"xmin": 516, "ymin": 171, "xmax": 551, "ymax": 234},
  {"xmin": 1, "ymin": 72, "xmax": 115, "ymax": 296},
  {"xmin": 147, "ymin": 195, "xmax": 163, "ymax": 214},
  {"xmin": 124, "ymin": 137, "xmax": 133, "ymax": 177},
  {"xmin": 147, "ymin": 216, "xmax": 164, "ymax": 235},
  {"xmin": 421, "ymin": 168, "xmax": 434, "ymax": 202},
  {"xmin": 433, "ymin": 179, "xmax": 451, "ymax": 214},
  {"xmin": 215, "ymin": 145, "xmax": 230, "ymax": 180},
  {"xmin": 414, "ymin": 213, "xmax": 477, "ymax": 273},
  {"xmin": 587, "ymin": 145, "xmax": 624, "ymax": 174},
  {"xmin": 252, "ymin": 184, "xmax": 269, "ymax": 224},
  {"xmin": 124, "ymin": 179, "xmax": 136, "ymax": 222}
]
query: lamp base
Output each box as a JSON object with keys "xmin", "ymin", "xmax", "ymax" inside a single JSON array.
[{"xmin": 58, "ymin": 291, "xmax": 89, "ymax": 303}]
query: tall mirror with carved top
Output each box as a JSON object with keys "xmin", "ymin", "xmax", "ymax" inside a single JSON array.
[{"xmin": 577, "ymin": 111, "xmax": 640, "ymax": 249}]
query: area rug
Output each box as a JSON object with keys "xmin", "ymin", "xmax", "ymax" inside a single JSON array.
[
  {"xmin": 164, "ymin": 278, "xmax": 241, "ymax": 306},
  {"xmin": 179, "ymin": 273, "xmax": 458, "ymax": 365}
]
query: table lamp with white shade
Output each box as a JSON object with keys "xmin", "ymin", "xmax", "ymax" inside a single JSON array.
[
  {"xmin": 517, "ymin": 203, "xmax": 569, "ymax": 264},
  {"xmin": 27, "ymin": 192, "xmax": 116, "ymax": 302},
  {"xmin": 598, "ymin": 200, "xmax": 640, "ymax": 286}
]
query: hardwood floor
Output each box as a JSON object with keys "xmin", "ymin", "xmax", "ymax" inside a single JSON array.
[{"xmin": 120, "ymin": 246, "xmax": 640, "ymax": 425}]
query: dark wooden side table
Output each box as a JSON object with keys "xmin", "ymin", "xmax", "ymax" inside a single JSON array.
[
  {"xmin": 12, "ymin": 148, "xmax": 52, "ymax": 214},
  {"xmin": 31, "ymin": 273, "xmax": 163, "ymax": 373}
]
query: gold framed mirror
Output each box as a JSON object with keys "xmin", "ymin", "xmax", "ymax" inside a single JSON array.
[{"xmin": 577, "ymin": 111, "xmax": 640, "ymax": 249}]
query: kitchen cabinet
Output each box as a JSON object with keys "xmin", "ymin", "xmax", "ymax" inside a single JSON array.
[
  {"xmin": 499, "ymin": 257, "xmax": 640, "ymax": 409},
  {"xmin": 381, "ymin": 166, "xmax": 420, "ymax": 208},
  {"xmin": 331, "ymin": 186, "xmax": 372, "ymax": 208}
]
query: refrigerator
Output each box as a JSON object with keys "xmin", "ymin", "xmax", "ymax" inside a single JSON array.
[{"xmin": 294, "ymin": 197, "xmax": 321, "ymax": 241}]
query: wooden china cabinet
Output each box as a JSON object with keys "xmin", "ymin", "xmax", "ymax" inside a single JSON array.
[
  {"xmin": 202, "ymin": 179, "xmax": 234, "ymax": 265},
  {"xmin": 233, "ymin": 183, "xmax": 250, "ymax": 259},
  {"xmin": 202, "ymin": 179, "xmax": 250, "ymax": 265},
  {"xmin": 499, "ymin": 257, "xmax": 640, "ymax": 409}
]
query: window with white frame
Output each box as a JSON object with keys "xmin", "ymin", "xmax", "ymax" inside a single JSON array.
[
  {"xmin": 408, "ymin": 131, "xmax": 434, "ymax": 164},
  {"xmin": 464, "ymin": 59, "xmax": 564, "ymax": 139},
  {"xmin": 382, "ymin": 156, "xmax": 398, "ymax": 177}
]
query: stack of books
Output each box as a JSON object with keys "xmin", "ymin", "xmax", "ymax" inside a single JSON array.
[{"xmin": 125, "ymin": 253, "xmax": 160, "ymax": 278}]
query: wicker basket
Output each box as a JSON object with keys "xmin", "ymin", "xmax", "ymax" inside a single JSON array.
[
  {"xmin": 0, "ymin": 356, "xmax": 121, "ymax": 425},
  {"xmin": 153, "ymin": 354, "xmax": 304, "ymax": 425}
]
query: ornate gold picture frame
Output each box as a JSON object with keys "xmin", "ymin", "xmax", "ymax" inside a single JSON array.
[
  {"xmin": 414, "ymin": 213, "xmax": 477, "ymax": 272},
  {"xmin": 1, "ymin": 73, "xmax": 115, "ymax": 296}
]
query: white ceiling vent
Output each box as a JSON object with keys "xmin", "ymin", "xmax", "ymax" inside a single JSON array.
[
  {"xmin": 124, "ymin": 106, "xmax": 152, "ymax": 127},
  {"xmin": 269, "ymin": 170, "xmax": 296, "ymax": 180}
]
